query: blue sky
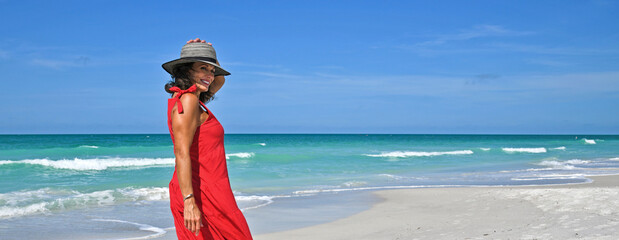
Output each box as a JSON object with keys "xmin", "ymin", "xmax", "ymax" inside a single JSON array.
[{"xmin": 1, "ymin": 0, "xmax": 617, "ymax": 134}]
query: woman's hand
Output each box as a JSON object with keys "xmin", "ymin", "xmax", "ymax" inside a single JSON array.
[
  {"xmin": 184, "ymin": 198, "xmax": 204, "ymax": 236},
  {"xmin": 187, "ymin": 38, "xmax": 212, "ymax": 45}
]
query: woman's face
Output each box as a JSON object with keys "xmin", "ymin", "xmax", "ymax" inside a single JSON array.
[{"xmin": 189, "ymin": 62, "xmax": 216, "ymax": 92}]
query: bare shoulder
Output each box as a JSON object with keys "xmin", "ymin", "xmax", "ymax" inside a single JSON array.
[
  {"xmin": 171, "ymin": 93, "xmax": 201, "ymax": 119},
  {"xmin": 179, "ymin": 93, "xmax": 200, "ymax": 108}
]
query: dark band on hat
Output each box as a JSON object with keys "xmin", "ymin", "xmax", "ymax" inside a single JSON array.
[{"xmin": 182, "ymin": 57, "xmax": 218, "ymax": 64}]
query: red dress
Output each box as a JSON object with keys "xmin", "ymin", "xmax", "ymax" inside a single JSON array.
[{"xmin": 167, "ymin": 85, "xmax": 253, "ymax": 240}]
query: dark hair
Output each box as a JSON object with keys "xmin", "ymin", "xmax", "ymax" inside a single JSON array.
[{"xmin": 164, "ymin": 62, "xmax": 215, "ymax": 103}]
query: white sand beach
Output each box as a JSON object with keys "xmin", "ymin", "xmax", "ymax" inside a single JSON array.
[{"xmin": 255, "ymin": 175, "xmax": 619, "ymax": 240}]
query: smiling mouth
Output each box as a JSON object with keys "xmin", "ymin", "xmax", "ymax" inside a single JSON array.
[{"xmin": 200, "ymin": 79, "xmax": 211, "ymax": 85}]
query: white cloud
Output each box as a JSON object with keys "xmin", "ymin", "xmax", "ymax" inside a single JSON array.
[
  {"xmin": 398, "ymin": 30, "xmax": 619, "ymax": 58},
  {"xmin": 526, "ymin": 59, "xmax": 571, "ymax": 67},
  {"xmin": 417, "ymin": 25, "xmax": 533, "ymax": 46},
  {"xmin": 313, "ymin": 65, "xmax": 346, "ymax": 70},
  {"xmin": 31, "ymin": 59, "xmax": 77, "ymax": 69},
  {"xmin": 225, "ymin": 61, "xmax": 284, "ymax": 69},
  {"xmin": 488, "ymin": 42, "xmax": 618, "ymax": 55},
  {"xmin": 249, "ymin": 71, "xmax": 304, "ymax": 79},
  {"xmin": 394, "ymin": 25, "xmax": 537, "ymax": 57},
  {"xmin": 239, "ymin": 70, "xmax": 619, "ymax": 102},
  {"xmin": 31, "ymin": 56, "xmax": 90, "ymax": 69}
]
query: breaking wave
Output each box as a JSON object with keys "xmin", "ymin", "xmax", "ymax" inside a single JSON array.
[
  {"xmin": 502, "ymin": 148, "xmax": 547, "ymax": 153},
  {"xmin": 0, "ymin": 187, "xmax": 280, "ymax": 219},
  {"xmin": 0, "ymin": 187, "xmax": 169, "ymax": 219},
  {"xmin": 225, "ymin": 152, "xmax": 255, "ymax": 159},
  {"xmin": 0, "ymin": 158, "xmax": 174, "ymax": 170},
  {"xmin": 0, "ymin": 153, "xmax": 257, "ymax": 170},
  {"xmin": 78, "ymin": 145, "xmax": 99, "ymax": 149},
  {"xmin": 365, "ymin": 150, "xmax": 474, "ymax": 158},
  {"xmin": 583, "ymin": 138, "xmax": 596, "ymax": 144},
  {"xmin": 537, "ymin": 159, "xmax": 590, "ymax": 170}
]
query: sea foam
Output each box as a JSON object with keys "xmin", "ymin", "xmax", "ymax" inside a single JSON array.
[
  {"xmin": 0, "ymin": 158, "xmax": 174, "ymax": 170},
  {"xmin": 1, "ymin": 154, "xmax": 257, "ymax": 170},
  {"xmin": 291, "ymin": 184, "xmax": 462, "ymax": 195},
  {"xmin": 510, "ymin": 174, "xmax": 587, "ymax": 181},
  {"xmin": 365, "ymin": 150, "xmax": 474, "ymax": 158},
  {"xmin": 537, "ymin": 161, "xmax": 577, "ymax": 170},
  {"xmin": 235, "ymin": 195, "xmax": 276, "ymax": 211},
  {"xmin": 92, "ymin": 219, "xmax": 166, "ymax": 239},
  {"xmin": 0, "ymin": 186, "xmax": 279, "ymax": 218},
  {"xmin": 0, "ymin": 187, "xmax": 169, "ymax": 219},
  {"xmin": 583, "ymin": 138, "xmax": 596, "ymax": 144},
  {"xmin": 377, "ymin": 174, "xmax": 426, "ymax": 181},
  {"xmin": 340, "ymin": 181, "xmax": 368, "ymax": 187},
  {"xmin": 0, "ymin": 202, "xmax": 49, "ymax": 219},
  {"xmin": 378, "ymin": 173, "xmax": 406, "ymax": 180},
  {"xmin": 78, "ymin": 145, "xmax": 99, "ymax": 149},
  {"xmin": 225, "ymin": 152, "xmax": 255, "ymax": 159},
  {"xmin": 502, "ymin": 147, "xmax": 547, "ymax": 153}
]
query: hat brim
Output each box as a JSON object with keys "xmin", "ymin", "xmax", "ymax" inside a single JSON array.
[{"xmin": 162, "ymin": 57, "xmax": 231, "ymax": 76}]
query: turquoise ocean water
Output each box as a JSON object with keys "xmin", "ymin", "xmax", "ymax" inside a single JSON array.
[{"xmin": 1, "ymin": 134, "xmax": 619, "ymax": 239}]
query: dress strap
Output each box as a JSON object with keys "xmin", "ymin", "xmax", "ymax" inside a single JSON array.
[{"xmin": 169, "ymin": 85, "xmax": 198, "ymax": 114}]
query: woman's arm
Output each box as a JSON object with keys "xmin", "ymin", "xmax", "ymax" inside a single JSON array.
[{"xmin": 171, "ymin": 93, "xmax": 204, "ymax": 236}]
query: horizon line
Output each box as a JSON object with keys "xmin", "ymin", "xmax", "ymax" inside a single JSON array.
[{"xmin": 1, "ymin": 133, "xmax": 617, "ymax": 136}]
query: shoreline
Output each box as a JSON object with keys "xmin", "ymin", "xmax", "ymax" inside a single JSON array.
[
  {"xmin": 2, "ymin": 176, "xmax": 615, "ymax": 240},
  {"xmin": 255, "ymin": 175, "xmax": 619, "ymax": 240}
]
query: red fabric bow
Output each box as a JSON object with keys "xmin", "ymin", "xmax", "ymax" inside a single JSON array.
[{"xmin": 169, "ymin": 85, "xmax": 197, "ymax": 113}]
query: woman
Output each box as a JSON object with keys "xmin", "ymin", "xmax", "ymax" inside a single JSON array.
[{"xmin": 163, "ymin": 38, "xmax": 253, "ymax": 240}]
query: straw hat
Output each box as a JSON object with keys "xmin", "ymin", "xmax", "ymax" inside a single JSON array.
[{"xmin": 162, "ymin": 42, "xmax": 230, "ymax": 76}]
